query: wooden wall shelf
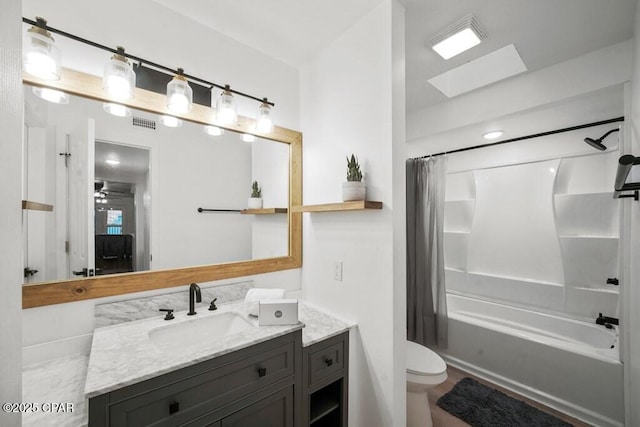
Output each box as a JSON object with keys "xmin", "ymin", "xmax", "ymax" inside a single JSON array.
[
  {"xmin": 22, "ymin": 200, "xmax": 54, "ymax": 212},
  {"xmin": 240, "ymin": 208, "xmax": 288, "ymax": 215},
  {"xmin": 292, "ymin": 201, "xmax": 382, "ymax": 213}
]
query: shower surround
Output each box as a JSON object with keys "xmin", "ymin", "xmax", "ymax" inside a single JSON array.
[{"xmin": 441, "ymin": 142, "xmax": 623, "ymax": 426}]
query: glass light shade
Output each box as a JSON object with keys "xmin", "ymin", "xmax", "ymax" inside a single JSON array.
[
  {"xmin": 32, "ymin": 86, "xmax": 69, "ymax": 104},
  {"xmin": 103, "ymin": 49, "xmax": 135, "ymax": 101},
  {"xmin": 166, "ymin": 72, "xmax": 192, "ymax": 114},
  {"xmin": 255, "ymin": 100, "xmax": 274, "ymax": 133},
  {"xmin": 23, "ymin": 20, "xmax": 61, "ymax": 81},
  {"xmin": 204, "ymin": 125, "xmax": 224, "ymax": 136},
  {"xmin": 215, "ymin": 88, "xmax": 238, "ymax": 125},
  {"xmin": 103, "ymin": 103, "xmax": 131, "ymax": 118},
  {"xmin": 241, "ymin": 133, "xmax": 256, "ymax": 143},
  {"xmin": 160, "ymin": 115, "xmax": 182, "ymax": 128}
]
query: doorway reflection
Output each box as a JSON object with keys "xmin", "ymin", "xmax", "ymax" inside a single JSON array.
[{"xmin": 94, "ymin": 141, "xmax": 150, "ymax": 275}]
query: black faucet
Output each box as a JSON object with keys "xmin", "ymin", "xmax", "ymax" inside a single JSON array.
[
  {"xmin": 187, "ymin": 283, "xmax": 202, "ymax": 316},
  {"xmin": 596, "ymin": 313, "xmax": 619, "ymax": 327}
]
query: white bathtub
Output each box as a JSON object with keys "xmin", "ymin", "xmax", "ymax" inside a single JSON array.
[{"xmin": 441, "ymin": 293, "xmax": 624, "ymax": 427}]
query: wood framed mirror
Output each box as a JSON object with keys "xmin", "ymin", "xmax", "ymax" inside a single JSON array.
[{"xmin": 22, "ymin": 68, "xmax": 302, "ymax": 309}]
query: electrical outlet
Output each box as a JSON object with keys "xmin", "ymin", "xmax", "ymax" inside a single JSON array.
[{"xmin": 333, "ymin": 261, "xmax": 343, "ymax": 281}]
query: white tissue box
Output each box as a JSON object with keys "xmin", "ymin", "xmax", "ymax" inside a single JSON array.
[{"xmin": 259, "ymin": 299, "xmax": 298, "ymax": 326}]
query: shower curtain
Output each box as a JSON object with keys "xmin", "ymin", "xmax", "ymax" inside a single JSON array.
[{"xmin": 406, "ymin": 156, "xmax": 448, "ymax": 348}]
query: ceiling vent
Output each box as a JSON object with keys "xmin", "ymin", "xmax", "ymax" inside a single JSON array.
[
  {"xmin": 132, "ymin": 116, "xmax": 156, "ymax": 130},
  {"xmin": 429, "ymin": 14, "xmax": 487, "ymax": 60}
]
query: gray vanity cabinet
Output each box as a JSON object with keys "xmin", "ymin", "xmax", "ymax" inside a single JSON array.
[
  {"xmin": 88, "ymin": 330, "xmax": 302, "ymax": 426},
  {"xmin": 302, "ymin": 331, "xmax": 349, "ymax": 426}
]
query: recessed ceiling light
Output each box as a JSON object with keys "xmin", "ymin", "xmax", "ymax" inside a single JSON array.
[
  {"xmin": 105, "ymin": 159, "xmax": 120, "ymax": 166},
  {"xmin": 430, "ymin": 14, "xmax": 486, "ymax": 60},
  {"xmin": 483, "ymin": 130, "xmax": 503, "ymax": 140}
]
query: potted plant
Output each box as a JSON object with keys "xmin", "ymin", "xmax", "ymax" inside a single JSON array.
[
  {"xmin": 342, "ymin": 154, "xmax": 366, "ymax": 201},
  {"xmin": 248, "ymin": 180, "xmax": 263, "ymax": 209}
]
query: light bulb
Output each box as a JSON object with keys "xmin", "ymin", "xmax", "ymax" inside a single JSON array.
[
  {"xmin": 103, "ymin": 47, "xmax": 135, "ymax": 101},
  {"xmin": 255, "ymin": 99, "xmax": 274, "ymax": 133},
  {"xmin": 215, "ymin": 85, "xmax": 237, "ymax": 125},
  {"xmin": 241, "ymin": 134, "xmax": 256, "ymax": 143},
  {"xmin": 166, "ymin": 68, "xmax": 192, "ymax": 114},
  {"xmin": 23, "ymin": 17, "xmax": 61, "ymax": 80},
  {"xmin": 32, "ymin": 86, "xmax": 69, "ymax": 104}
]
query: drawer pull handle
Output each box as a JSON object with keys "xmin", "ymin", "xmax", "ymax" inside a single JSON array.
[
  {"xmin": 325, "ymin": 358, "xmax": 334, "ymax": 367},
  {"xmin": 258, "ymin": 367, "xmax": 267, "ymax": 377},
  {"xmin": 169, "ymin": 401, "xmax": 180, "ymax": 414}
]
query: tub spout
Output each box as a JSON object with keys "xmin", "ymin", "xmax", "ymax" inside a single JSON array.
[{"xmin": 596, "ymin": 313, "xmax": 619, "ymax": 326}]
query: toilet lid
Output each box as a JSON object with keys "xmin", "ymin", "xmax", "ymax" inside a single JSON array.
[{"xmin": 406, "ymin": 340, "xmax": 446, "ymax": 376}]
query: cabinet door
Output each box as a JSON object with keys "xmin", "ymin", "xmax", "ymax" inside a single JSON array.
[{"xmin": 221, "ymin": 386, "xmax": 293, "ymax": 427}]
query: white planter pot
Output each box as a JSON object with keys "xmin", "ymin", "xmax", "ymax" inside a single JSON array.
[
  {"xmin": 248, "ymin": 197, "xmax": 263, "ymax": 209},
  {"xmin": 342, "ymin": 181, "xmax": 366, "ymax": 201}
]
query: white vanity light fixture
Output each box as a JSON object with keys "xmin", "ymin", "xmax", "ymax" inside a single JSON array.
[
  {"xmin": 430, "ymin": 14, "xmax": 487, "ymax": 60},
  {"xmin": 32, "ymin": 86, "xmax": 69, "ymax": 104},
  {"xmin": 103, "ymin": 46, "xmax": 136, "ymax": 101},
  {"xmin": 241, "ymin": 133, "xmax": 256, "ymax": 143},
  {"xmin": 204, "ymin": 125, "xmax": 224, "ymax": 136},
  {"xmin": 255, "ymin": 98, "xmax": 274, "ymax": 133},
  {"xmin": 166, "ymin": 68, "xmax": 193, "ymax": 114},
  {"xmin": 483, "ymin": 130, "xmax": 503, "ymax": 140},
  {"xmin": 215, "ymin": 85, "xmax": 238, "ymax": 125},
  {"xmin": 159, "ymin": 115, "xmax": 183, "ymax": 128},
  {"xmin": 23, "ymin": 17, "xmax": 61, "ymax": 80},
  {"xmin": 103, "ymin": 103, "xmax": 131, "ymax": 117}
]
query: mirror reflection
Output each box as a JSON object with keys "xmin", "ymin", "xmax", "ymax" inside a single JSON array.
[{"xmin": 23, "ymin": 86, "xmax": 290, "ymax": 284}]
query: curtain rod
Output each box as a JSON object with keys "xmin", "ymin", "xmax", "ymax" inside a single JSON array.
[
  {"xmin": 416, "ymin": 116, "xmax": 625, "ymax": 159},
  {"xmin": 22, "ymin": 17, "xmax": 275, "ymax": 107}
]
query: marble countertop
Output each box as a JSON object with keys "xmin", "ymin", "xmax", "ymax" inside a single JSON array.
[
  {"xmin": 84, "ymin": 300, "xmax": 355, "ymax": 398},
  {"xmin": 85, "ymin": 300, "xmax": 302, "ymax": 398}
]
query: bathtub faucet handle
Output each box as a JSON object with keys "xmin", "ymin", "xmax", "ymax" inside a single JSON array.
[{"xmin": 596, "ymin": 313, "xmax": 619, "ymax": 326}]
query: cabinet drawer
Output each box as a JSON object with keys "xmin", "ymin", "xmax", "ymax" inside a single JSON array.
[
  {"xmin": 308, "ymin": 340, "xmax": 344, "ymax": 386},
  {"xmin": 109, "ymin": 341, "xmax": 295, "ymax": 426}
]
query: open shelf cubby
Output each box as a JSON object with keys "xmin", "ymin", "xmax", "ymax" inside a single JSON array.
[{"xmin": 310, "ymin": 380, "xmax": 342, "ymax": 425}]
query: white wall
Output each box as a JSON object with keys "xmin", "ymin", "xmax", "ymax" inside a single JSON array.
[
  {"xmin": 300, "ymin": 1, "xmax": 405, "ymax": 425},
  {"xmin": 21, "ymin": 0, "xmax": 302, "ymax": 364},
  {"xmin": 0, "ymin": 0, "xmax": 23, "ymax": 424}
]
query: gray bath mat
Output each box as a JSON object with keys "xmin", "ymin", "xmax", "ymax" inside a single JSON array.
[{"xmin": 436, "ymin": 377, "xmax": 573, "ymax": 427}]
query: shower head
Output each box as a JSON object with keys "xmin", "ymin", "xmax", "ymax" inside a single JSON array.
[{"xmin": 583, "ymin": 128, "xmax": 620, "ymax": 151}]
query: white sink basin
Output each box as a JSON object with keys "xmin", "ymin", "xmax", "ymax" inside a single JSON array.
[{"xmin": 148, "ymin": 312, "xmax": 255, "ymax": 353}]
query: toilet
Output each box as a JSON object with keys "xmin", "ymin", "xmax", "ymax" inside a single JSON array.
[{"xmin": 406, "ymin": 340, "xmax": 448, "ymax": 427}]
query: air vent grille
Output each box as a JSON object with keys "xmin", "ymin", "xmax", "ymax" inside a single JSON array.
[
  {"xmin": 429, "ymin": 14, "xmax": 487, "ymax": 47},
  {"xmin": 132, "ymin": 116, "xmax": 156, "ymax": 130}
]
